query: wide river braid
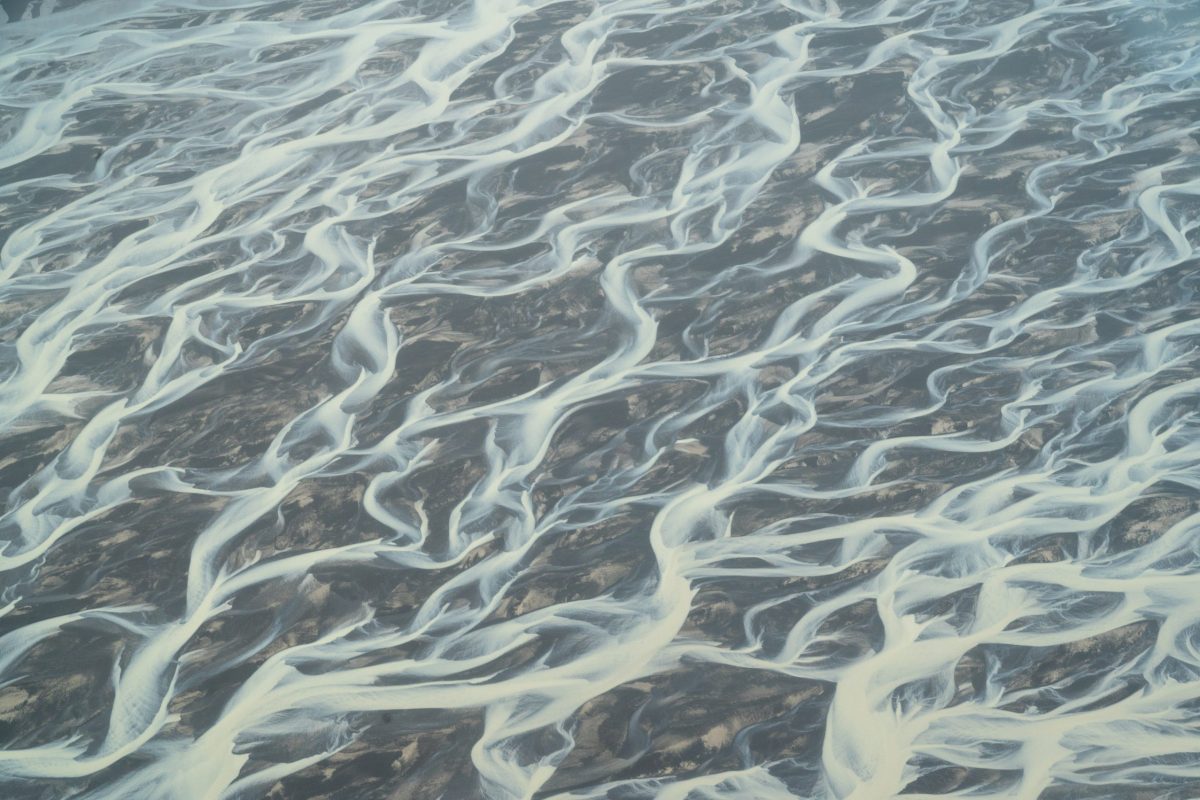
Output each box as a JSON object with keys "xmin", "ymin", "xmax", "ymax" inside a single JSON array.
[{"xmin": 2, "ymin": 1, "xmax": 1200, "ymax": 798}]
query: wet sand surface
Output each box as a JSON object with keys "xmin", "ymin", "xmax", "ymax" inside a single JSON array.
[{"xmin": 2, "ymin": 0, "xmax": 1200, "ymax": 798}]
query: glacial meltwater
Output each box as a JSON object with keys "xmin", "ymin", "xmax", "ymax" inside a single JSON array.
[{"xmin": 1, "ymin": 0, "xmax": 1200, "ymax": 798}]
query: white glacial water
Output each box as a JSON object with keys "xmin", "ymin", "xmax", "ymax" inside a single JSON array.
[{"xmin": 1, "ymin": 0, "xmax": 1200, "ymax": 798}]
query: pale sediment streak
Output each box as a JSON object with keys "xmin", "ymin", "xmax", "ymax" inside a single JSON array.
[{"xmin": 1, "ymin": 0, "xmax": 1199, "ymax": 797}]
